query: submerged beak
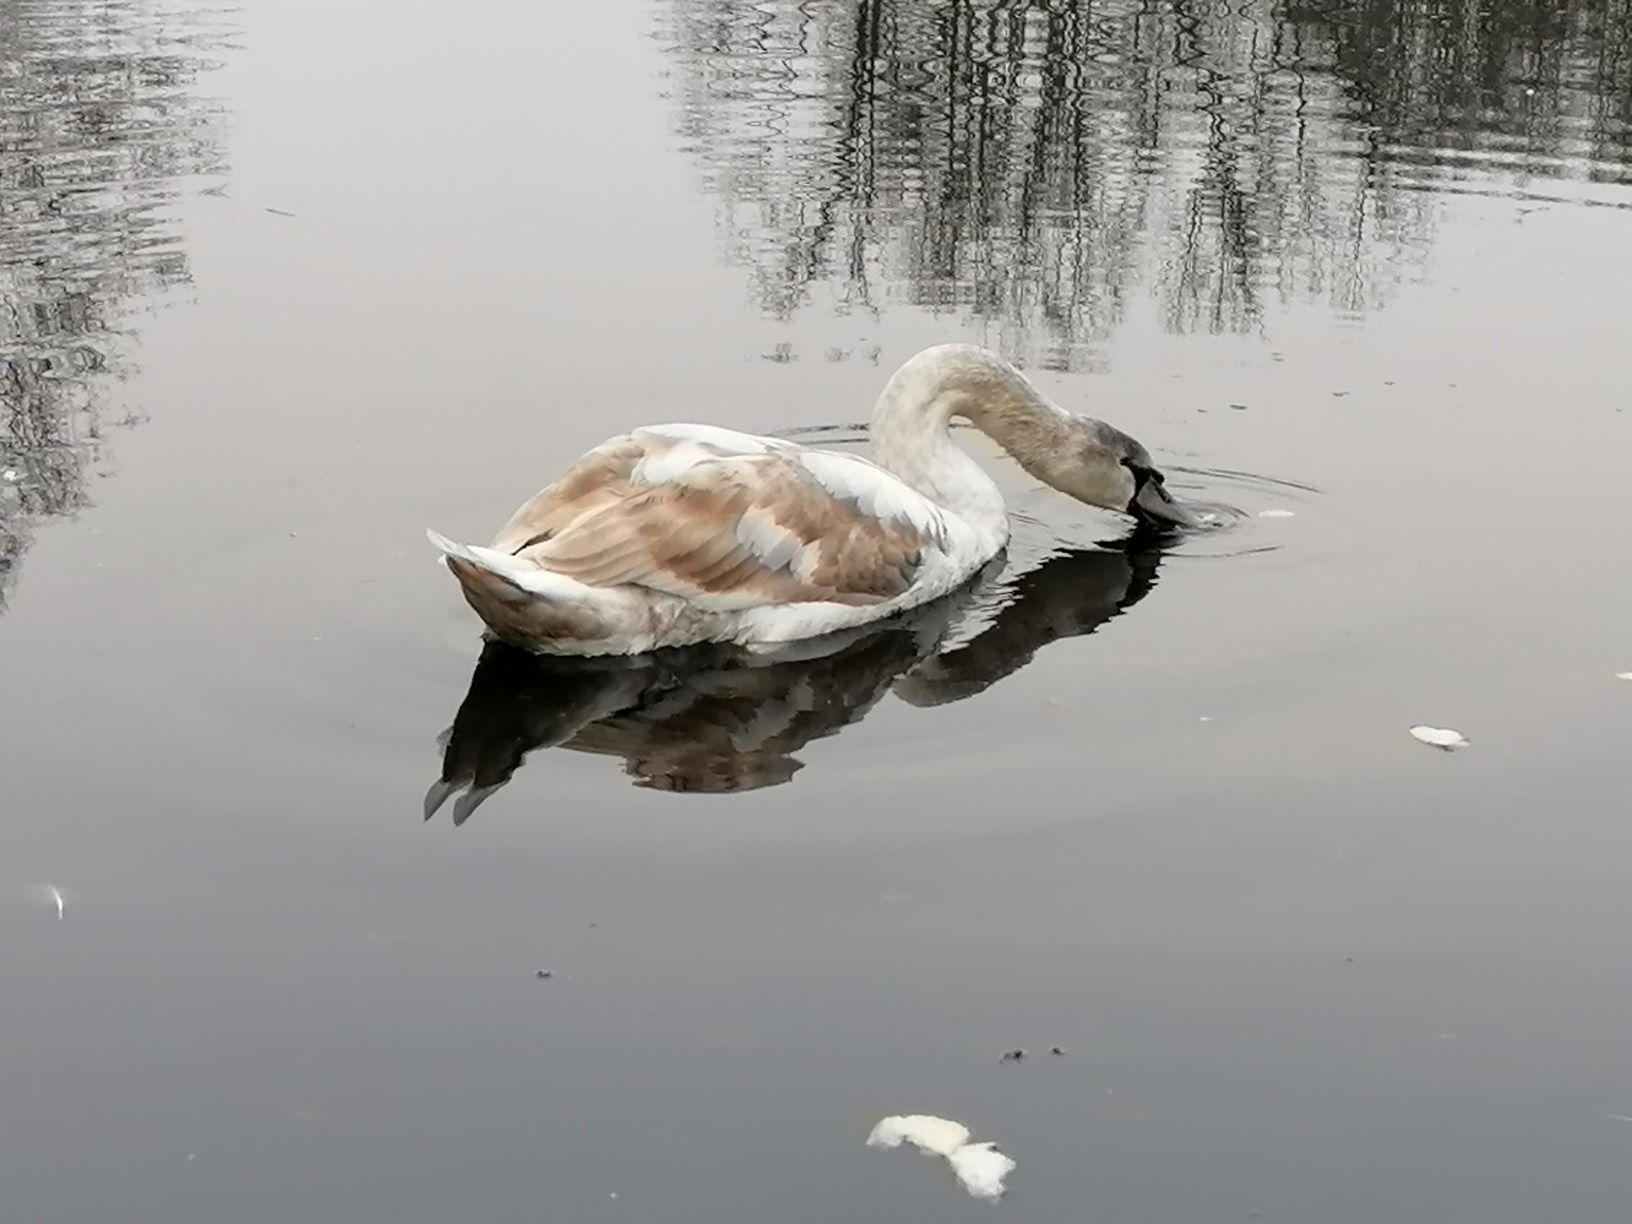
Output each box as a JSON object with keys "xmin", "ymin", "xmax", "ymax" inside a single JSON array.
[{"xmin": 1130, "ymin": 476, "xmax": 1198, "ymax": 529}]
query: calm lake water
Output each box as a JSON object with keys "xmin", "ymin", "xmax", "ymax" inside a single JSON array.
[{"xmin": 4, "ymin": 1, "xmax": 1631, "ymax": 1220}]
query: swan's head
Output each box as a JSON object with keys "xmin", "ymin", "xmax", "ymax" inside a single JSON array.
[
  {"xmin": 1045, "ymin": 417, "xmax": 1197, "ymax": 530},
  {"xmin": 872, "ymin": 344, "xmax": 1197, "ymax": 529}
]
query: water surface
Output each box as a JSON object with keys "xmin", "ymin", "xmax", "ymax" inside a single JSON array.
[{"xmin": 3, "ymin": 2, "xmax": 1631, "ymax": 1221}]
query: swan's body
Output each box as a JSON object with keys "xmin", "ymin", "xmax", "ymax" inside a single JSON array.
[{"xmin": 429, "ymin": 344, "xmax": 1188, "ymax": 655}]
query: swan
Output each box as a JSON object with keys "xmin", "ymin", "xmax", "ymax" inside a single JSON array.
[{"xmin": 427, "ymin": 343, "xmax": 1192, "ymax": 655}]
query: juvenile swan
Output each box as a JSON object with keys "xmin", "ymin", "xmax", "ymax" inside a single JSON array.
[{"xmin": 428, "ymin": 344, "xmax": 1191, "ymax": 654}]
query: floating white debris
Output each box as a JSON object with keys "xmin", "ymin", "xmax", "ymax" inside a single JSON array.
[
  {"xmin": 1, "ymin": 469, "xmax": 16, "ymax": 482},
  {"xmin": 1410, "ymin": 725, "xmax": 1468, "ymax": 751},
  {"xmin": 947, "ymin": 1143, "xmax": 1015, "ymax": 1200},
  {"xmin": 868, "ymin": 1115, "xmax": 969, "ymax": 1156},
  {"xmin": 1615, "ymin": 673, "xmax": 1632, "ymax": 683},
  {"xmin": 1257, "ymin": 508, "xmax": 1296, "ymax": 518},
  {"xmin": 16, "ymin": 882, "xmax": 74, "ymax": 917},
  {"xmin": 867, "ymin": 1114, "xmax": 1014, "ymax": 1200}
]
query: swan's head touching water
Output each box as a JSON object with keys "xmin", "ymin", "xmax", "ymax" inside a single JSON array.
[
  {"xmin": 868, "ymin": 343, "xmax": 1195, "ymax": 530},
  {"xmin": 426, "ymin": 342, "xmax": 1193, "ymax": 657}
]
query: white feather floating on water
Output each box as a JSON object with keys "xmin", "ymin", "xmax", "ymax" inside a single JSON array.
[
  {"xmin": 1257, "ymin": 508, "xmax": 1296, "ymax": 518},
  {"xmin": 866, "ymin": 1114, "xmax": 1015, "ymax": 1200},
  {"xmin": 867, "ymin": 1114, "xmax": 969, "ymax": 1156},
  {"xmin": 1410, "ymin": 725, "xmax": 1469, "ymax": 751},
  {"xmin": 15, "ymin": 883, "xmax": 73, "ymax": 917},
  {"xmin": 946, "ymin": 1142, "xmax": 1015, "ymax": 1199}
]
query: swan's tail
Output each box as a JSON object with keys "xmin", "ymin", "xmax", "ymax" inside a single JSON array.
[
  {"xmin": 427, "ymin": 528, "xmax": 611, "ymax": 647},
  {"xmin": 426, "ymin": 530, "xmax": 535, "ymax": 600}
]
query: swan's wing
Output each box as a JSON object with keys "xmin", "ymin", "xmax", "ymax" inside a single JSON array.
[
  {"xmin": 488, "ymin": 425, "xmax": 794, "ymax": 555},
  {"xmin": 506, "ymin": 441, "xmax": 950, "ymax": 611}
]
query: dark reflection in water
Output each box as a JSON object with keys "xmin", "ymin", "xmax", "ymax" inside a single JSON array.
[
  {"xmin": 661, "ymin": 0, "xmax": 1632, "ymax": 364},
  {"xmin": 429, "ymin": 531, "xmax": 1165, "ymax": 816},
  {"xmin": 0, "ymin": 0, "xmax": 231, "ymax": 608}
]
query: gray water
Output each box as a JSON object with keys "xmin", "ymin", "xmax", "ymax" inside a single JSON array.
[{"xmin": 3, "ymin": 1, "xmax": 1631, "ymax": 1220}]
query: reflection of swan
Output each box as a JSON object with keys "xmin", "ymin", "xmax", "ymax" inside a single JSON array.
[
  {"xmin": 426, "ymin": 530, "xmax": 1168, "ymax": 818},
  {"xmin": 893, "ymin": 538, "xmax": 1161, "ymax": 707},
  {"xmin": 427, "ymin": 345, "xmax": 1191, "ymax": 656}
]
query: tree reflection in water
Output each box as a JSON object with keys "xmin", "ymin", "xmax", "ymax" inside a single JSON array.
[
  {"xmin": 660, "ymin": 0, "xmax": 1632, "ymax": 365},
  {"xmin": 0, "ymin": 0, "xmax": 231, "ymax": 608}
]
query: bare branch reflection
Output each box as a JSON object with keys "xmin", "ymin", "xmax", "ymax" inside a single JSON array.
[
  {"xmin": 0, "ymin": 0, "xmax": 231, "ymax": 609},
  {"xmin": 660, "ymin": 0, "xmax": 1632, "ymax": 366},
  {"xmin": 427, "ymin": 530, "xmax": 1168, "ymax": 819}
]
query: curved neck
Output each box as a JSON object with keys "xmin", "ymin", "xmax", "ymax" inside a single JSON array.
[{"xmin": 867, "ymin": 346, "xmax": 1076, "ymax": 540}]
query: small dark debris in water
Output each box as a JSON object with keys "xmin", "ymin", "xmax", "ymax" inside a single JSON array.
[
  {"xmin": 265, "ymin": 206, "xmax": 297, "ymax": 218},
  {"xmin": 1345, "ymin": 957, "xmax": 1355, "ymax": 964},
  {"xmin": 1049, "ymin": 1046, "xmax": 1066, "ymax": 1056},
  {"xmin": 1330, "ymin": 390, "xmax": 1349, "ymax": 398},
  {"xmin": 535, "ymin": 970, "xmax": 553, "ymax": 979},
  {"xmin": 1229, "ymin": 403, "xmax": 1248, "ymax": 411},
  {"xmin": 1000, "ymin": 1048, "xmax": 1026, "ymax": 1062}
]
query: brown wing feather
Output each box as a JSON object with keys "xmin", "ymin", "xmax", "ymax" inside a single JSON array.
[
  {"xmin": 488, "ymin": 436, "xmax": 648, "ymax": 556},
  {"xmin": 509, "ymin": 451, "xmax": 931, "ymax": 610}
]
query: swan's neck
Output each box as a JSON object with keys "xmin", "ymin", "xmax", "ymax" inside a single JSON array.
[{"xmin": 867, "ymin": 347, "xmax": 1077, "ymax": 542}]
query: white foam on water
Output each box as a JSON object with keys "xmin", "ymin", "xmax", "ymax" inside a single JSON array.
[
  {"xmin": 1410, "ymin": 725, "xmax": 1468, "ymax": 750},
  {"xmin": 867, "ymin": 1114, "xmax": 1014, "ymax": 1200}
]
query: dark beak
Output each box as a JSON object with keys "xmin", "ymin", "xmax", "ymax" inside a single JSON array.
[{"xmin": 1130, "ymin": 475, "xmax": 1198, "ymax": 529}]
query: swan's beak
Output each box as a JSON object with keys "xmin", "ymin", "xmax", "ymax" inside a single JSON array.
[{"xmin": 1130, "ymin": 475, "xmax": 1198, "ymax": 529}]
